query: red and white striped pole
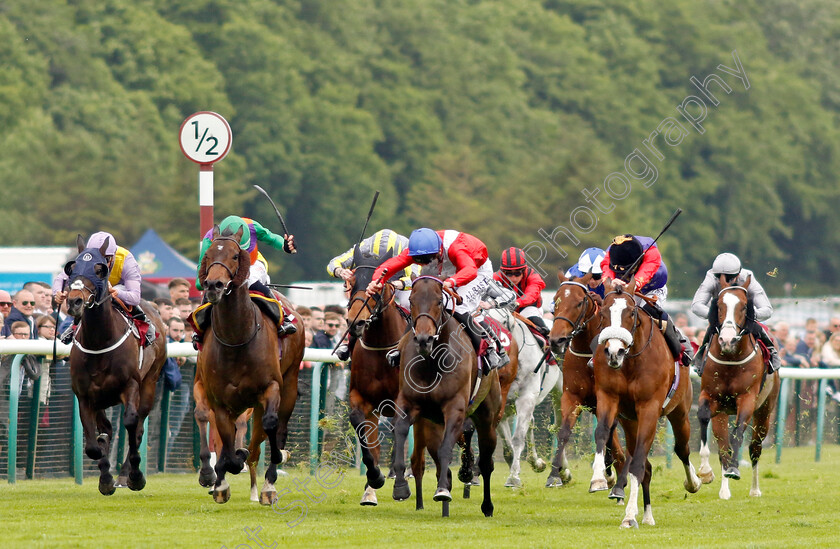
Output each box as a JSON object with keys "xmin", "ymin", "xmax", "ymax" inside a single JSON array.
[{"xmin": 179, "ymin": 111, "xmax": 233, "ymax": 240}]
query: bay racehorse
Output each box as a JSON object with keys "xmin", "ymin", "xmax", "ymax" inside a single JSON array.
[
  {"xmin": 65, "ymin": 235, "xmax": 166, "ymax": 495},
  {"xmin": 546, "ymin": 274, "xmax": 625, "ymax": 489},
  {"xmin": 195, "ymin": 225, "xmax": 305, "ymax": 504},
  {"xmin": 482, "ymin": 305, "xmax": 560, "ymax": 488},
  {"xmin": 590, "ymin": 280, "xmax": 701, "ymax": 528},
  {"xmin": 192, "ymin": 378, "xmax": 251, "ymax": 486},
  {"xmin": 344, "ymin": 248, "xmax": 409, "ymax": 506},
  {"xmin": 697, "ymin": 275, "xmax": 780, "ymax": 499},
  {"xmin": 390, "ymin": 273, "xmax": 502, "ymax": 517}
]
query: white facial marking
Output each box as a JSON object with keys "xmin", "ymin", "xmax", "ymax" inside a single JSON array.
[
  {"xmin": 216, "ymin": 245, "xmax": 224, "ymax": 251},
  {"xmin": 609, "ymin": 298, "xmax": 628, "ymax": 328},
  {"xmin": 564, "ymin": 289, "xmax": 571, "ymax": 298},
  {"xmin": 720, "ymin": 292, "xmax": 740, "ymax": 341}
]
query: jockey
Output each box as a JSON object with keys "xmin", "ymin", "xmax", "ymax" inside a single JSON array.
[
  {"xmin": 564, "ymin": 247, "xmax": 607, "ymax": 297},
  {"xmin": 53, "ymin": 231, "xmax": 156, "ymax": 346},
  {"xmin": 601, "ymin": 234, "xmax": 693, "ymax": 366},
  {"xmin": 366, "ymin": 228, "xmax": 510, "ymax": 372},
  {"xmin": 327, "ymin": 229, "xmax": 418, "ymax": 360},
  {"xmin": 194, "ymin": 215, "xmax": 297, "ymax": 346},
  {"xmin": 690, "ymin": 252, "xmax": 780, "ymax": 373},
  {"xmin": 487, "ymin": 247, "xmax": 548, "ymax": 336}
]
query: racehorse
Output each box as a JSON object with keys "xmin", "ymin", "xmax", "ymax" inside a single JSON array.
[
  {"xmin": 697, "ymin": 275, "xmax": 780, "ymax": 499},
  {"xmin": 482, "ymin": 304, "xmax": 561, "ymax": 488},
  {"xmin": 343, "ymin": 248, "xmax": 409, "ymax": 506},
  {"xmin": 390, "ymin": 273, "xmax": 502, "ymax": 517},
  {"xmin": 195, "ymin": 225, "xmax": 305, "ymax": 504},
  {"xmin": 546, "ymin": 274, "xmax": 625, "ymax": 489},
  {"xmin": 192, "ymin": 379, "xmax": 251, "ymax": 485},
  {"xmin": 589, "ymin": 280, "xmax": 701, "ymax": 528},
  {"xmin": 65, "ymin": 235, "xmax": 166, "ymax": 495}
]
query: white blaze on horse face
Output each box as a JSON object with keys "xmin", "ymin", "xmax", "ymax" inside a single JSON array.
[
  {"xmin": 564, "ymin": 288, "xmax": 571, "ymax": 298},
  {"xmin": 216, "ymin": 244, "xmax": 223, "ymax": 251},
  {"xmin": 606, "ymin": 298, "xmax": 629, "ymax": 356},
  {"xmin": 719, "ymin": 292, "xmax": 741, "ymax": 347}
]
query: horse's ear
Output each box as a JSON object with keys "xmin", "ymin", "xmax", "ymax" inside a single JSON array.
[
  {"xmin": 603, "ymin": 278, "xmax": 614, "ymax": 294},
  {"xmin": 64, "ymin": 261, "xmax": 76, "ymax": 276},
  {"xmin": 76, "ymin": 234, "xmax": 85, "ymax": 253},
  {"xmin": 99, "ymin": 237, "xmax": 110, "ymax": 258},
  {"xmin": 579, "ymin": 272, "xmax": 593, "ymax": 285},
  {"xmin": 230, "ymin": 248, "xmax": 251, "ymax": 287},
  {"xmin": 743, "ymin": 274, "xmax": 751, "ymax": 289},
  {"xmin": 94, "ymin": 263, "xmax": 108, "ymax": 279},
  {"xmin": 627, "ymin": 278, "xmax": 637, "ymax": 294},
  {"xmin": 557, "ymin": 269, "xmax": 568, "ymax": 283},
  {"xmin": 234, "ymin": 225, "xmax": 244, "ymax": 243},
  {"xmin": 719, "ymin": 273, "xmax": 729, "ymax": 288},
  {"xmin": 212, "ymin": 224, "xmax": 221, "ymax": 240}
]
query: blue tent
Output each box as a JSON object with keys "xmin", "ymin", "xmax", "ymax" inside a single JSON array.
[{"xmin": 130, "ymin": 229, "xmax": 197, "ymax": 281}]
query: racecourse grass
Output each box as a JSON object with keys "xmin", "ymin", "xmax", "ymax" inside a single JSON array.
[{"xmin": 3, "ymin": 445, "xmax": 839, "ymax": 549}]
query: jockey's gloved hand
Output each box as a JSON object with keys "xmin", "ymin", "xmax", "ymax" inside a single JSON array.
[{"xmin": 283, "ymin": 234, "xmax": 296, "ymax": 254}]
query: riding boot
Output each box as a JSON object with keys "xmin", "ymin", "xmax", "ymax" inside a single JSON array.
[
  {"xmin": 336, "ymin": 334, "xmax": 357, "ymax": 361},
  {"xmin": 386, "ymin": 348, "xmax": 400, "ymax": 368},
  {"xmin": 693, "ymin": 328, "xmax": 712, "ymax": 376},
  {"xmin": 60, "ymin": 325, "xmax": 76, "ymax": 345},
  {"xmin": 677, "ymin": 327, "xmax": 694, "ymax": 367},
  {"xmin": 277, "ymin": 315, "xmax": 297, "ymax": 337},
  {"xmin": 131, "ymin": 307, "xmax": 156, "ymax": 346},
  {"xmin": 479, "ymin": 318, "xmax": 510, "ymax": 370},
  {"xmin": 756, "ymin": 328, "xmax": 781, "ymax": 372},
  {"xmin": 527, "ymin": 316, "xmax": 551, "ymax": 338}
]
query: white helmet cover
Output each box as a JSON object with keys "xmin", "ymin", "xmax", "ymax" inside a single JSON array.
[{"xmin": 712, "ymin": 252, "xmax": 741, "ymax": 275}]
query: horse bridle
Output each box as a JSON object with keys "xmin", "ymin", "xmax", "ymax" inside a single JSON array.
[
  {"xmin": 601, "ymin": 290, "xmax": 654, "ymax": 359},
  {"xmin": 204, "ymin": 235, "xmax": 243, "ymax": 295},
  {"xmin": 551, "ymin": 281, "xmax": 599, "ymax": 339},
  {"xmin": 714, "ymin": 286, "xmax": 749, "ymax": 343},
  {"xmin": 347, "ymin": 265, "xmax": 389, "ymax": 325},
  {"xmin": 69, "ymin": 277, "xmax": 110, "ymax": 309},
  {"xmin": 410, "ymin": 276, "xmax": 457, "ymax": 342}
]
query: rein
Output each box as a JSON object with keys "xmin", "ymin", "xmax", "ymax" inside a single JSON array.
[
  {"xmin": 211, "ymin": 299, "xmax": 262, "ymax": 348},
  {"xmin": 204, "ymin": 235, "xmax": 243, "ymax": 296},
  {"xmin": 552, "ymin": 281, "xmax": 600, "ymax": 340},
  {"xmin": 410, "ymin": 276, "xmax": 457, "ymax": 342},
  {"xmin": 601, "ymin": 291, "xmax": 653, "ymax": 359}
]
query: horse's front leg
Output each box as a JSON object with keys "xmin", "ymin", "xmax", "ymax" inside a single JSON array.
[
  {"xmin": 193, "ymin": 379, "xmax": 216, "ymax": 488},
  {"xmin": 121, "ymin": 380, "xmax": 147, "ymax": 491},
  {"xmin": 348, "ymin": 391, "xmax": 384, "ymax": 493},
  {"xmin": 247, "ymin": 404, "xmax": 266, "ymax": 502},
  {"xmin": 258, "ymin": 380, "xmax": 282, "ymax": 505},
  {"xmin": 505, "ymin": 394, "xmax": 535, "ymax": 488},
  {"xmin": 590, "ymin": 392, "xmax": 619, "ymax": 493},
  {"xmin": 697, "ymin": 390, "xmax": 715, "ymax": 484},
  {"xmin": 391, "ymin": 398, "xmax": 418, "ymax": 502},
  {"xmin": 621, "ymin": 405, "xmax": 659, "ymax": 529},
  {"xmin": 79, "ymin": 400, "xmax": 114, "ymax": 495},
  {"xmin": 211, "ymin": 406, "xmax": 239, "ymax": 504},
  {"xmin": 728, "ymin": 392, "xmax": 758, "ymax": 482},
  {"xmin": 434, "ymin": 400, "xmax": 466, "ymax": 503},
  {"xmin": 548, "ymin": 390, "xmax": 581, "ymax": 487}
]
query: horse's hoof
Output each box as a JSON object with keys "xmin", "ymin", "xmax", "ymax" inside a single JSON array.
[
  {"xmin": 469, "ymin": 475, "xmax": 481, "ymax": 487},
  {"xmin": 545, "ymin": 476, "xmax": 563, "ymax": 488},
  {"xmin": 393, "ymin": 481, "xmax": 411, "ymax": 501},
  {"xmin": 607, "ymin": 473, "xmax": 617, "ymax": 489},
  {"xmin": 259, "ymin": 490, "xmax": 277, "ymax": 505},
  {"xmin": 531, "ymin": 458, "xmax": 547, "ymax": 473},
  {"xmin": 749, "ymin": 488, "xmax": 762, "ymax": 498},
  {"xmin": 99, "ymin": 478, "xmax": 116, "ymax": 496},
  {"xmin": 127, "ymin": 472, "xmax": 146, "ymax": 492},
  {"xmin": 481, "ymin": 501, "xmax": 494, "ymax": 518},
  {"xmin": 458, "ymin": 467, "xmax": 473, "ymax": 484},
  {"xmin": 96, "ymin": 433, "xmax": 110, "ymax": 446},
  {"xmin": 620, "ymin": 519, "xmax": 639, "ymax": 529},
  {"xmin": 368, "ymin": 470, "xmax": 386, "ymax": 490},
  {"xmin": 724, "ymin": 467, "xmax": 740, "ymax": 481},
  {"xmin": 387, "ymin": 469, "xmax": 396, "ymax": 480},
  {"xmin": 504, "ymin": 476, "xmax": 521, "ymax": 488},
  {"xmin": 213, "ymin": 482, "xmax": 231, "ymax": 504},
  {"xmin": 699, "ymin": 468, "xmax": 715, "ymax": 484},
  {"xmin": 360, "ymin": 486, "xmax": 378, "ymax": 506},
  {"xmin": 198, "ymin": 468, "xmax": 216, "ymax": 488},
  {"xmin": 685, "ymin": 477, "xmax": 702, "ymax": 494},
  {"xmin": 589, "ymin": 478, "xmax": 609, "ymax": 493},
  {"xmin": 116, "ymin": 475, "xmax": 128, "ymax": 488},
  {"xmin": 609, "ymin": 486, "xmax": 625, "ymax": 500},
  {"xmin": 433, "ymin": 488, "xmax": 452, "ymax": 502},
  {"xmin": 559, "ymin": 468, "xmax": 572, "ymax": 483}
]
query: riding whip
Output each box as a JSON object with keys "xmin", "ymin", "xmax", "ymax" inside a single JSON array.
[
  {"xmin": 618, "ymin": 208, "xmax": 683, "ymax": 283},
  {"xmin": 349, "ymin": 191, "xmax": 381, "ymax": 270},
  {"xmin": 253, "ymin": 184, "xmax": 295, "ymax": 253},
  {"xmin": 267, "ymin": 284, "xmax": 313, "ymax": 290}
]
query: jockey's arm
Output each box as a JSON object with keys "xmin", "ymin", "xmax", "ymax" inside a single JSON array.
[
  {"xmin": 52, "ymin": 271, "xmax": 69, "ymax": 304},
  {"xmin": 747, "ymin": 275, "xmax": 774, "ymax": 321},
  {"xmin": 516, "ymin": 271, "xmax": 545, "ymax": 308},
  {"xmin": 690, "ymin": 271, "xmax": 716, "ymax": 320},
  {"xmin": 252, "ymin": 219, "xmax": 287, "ymax": 252},
  {"xmin": 634, "ymin": 246, "xmax": 662, "ymax": 289},
  {"xmin": 114, "ymin": 254, "xmax": 142, "ymax": 307},
  {"xmin": 327, "ymin": 248, "xmax": 354, "ymax": 278},
  {"xmin": 446, "ymin": 245, "xmax": 478, "ymax": 288}
]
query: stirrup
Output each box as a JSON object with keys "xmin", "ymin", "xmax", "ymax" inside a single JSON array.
[
  {"xmin": 277, "ymin": 321, "xmax": 297, "ymax": 336},
  {"xmin": 144, "ymin": 324, "xmax": 156, "ymax": 346},
  {"xmin": 386, "ymin": 349, "xmax": 400, "ymax": 368}
]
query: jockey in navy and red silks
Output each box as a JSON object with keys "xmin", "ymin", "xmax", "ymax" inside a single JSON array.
[
  {"xmin": 489, "ymin": 247, "xmax": 548, "ymax": 335},
  {"xmin": 53, "ymin": 231, "xmax": 155, "ymax": 345},
  {"xmin": 366, "ymin": 228, "xmax": 509, "ymax": 370},
  {"xmin": 599, "ymin": 234, "xmax": 693, "ymax": 366}
]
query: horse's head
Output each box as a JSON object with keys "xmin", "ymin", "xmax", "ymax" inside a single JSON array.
[
  {"xmin": 549, "ymin": 272, "xmax": 598, "ymax": 355},
  {"xmin": 597, "ymin": 279, "xmax": 638, "ymax": 369},
  {"xmin": 409, "ymin": 269, "xmax": 457, "ymax": 357},
  {"xmin": 346, "ymin": 247, "xmax": 394, "ymax": 338},
  {"xmin": 198, "ymin": 225, "xmax": 250, "ymax": 304},
  {"xmin": 64, "ymin": 234, "xmax": 111, "ymax": 317},
  {"xmin": 715, "ymin": 274, "xmax": 753, "ymax": 354}
]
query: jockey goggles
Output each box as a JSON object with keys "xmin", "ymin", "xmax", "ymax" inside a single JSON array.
[{"xmin": 502, "ymin": 268, "xmax": 525, "ymax": 277}]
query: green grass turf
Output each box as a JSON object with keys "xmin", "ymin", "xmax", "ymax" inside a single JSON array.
[{"xmin": 3, "ymin": 445, "xmax": 838, "ymax": 548}]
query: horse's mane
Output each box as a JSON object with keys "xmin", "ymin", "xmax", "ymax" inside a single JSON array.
[{"xmin": 418, "ymin": 260, "xmax": 441, "ymax": 277}]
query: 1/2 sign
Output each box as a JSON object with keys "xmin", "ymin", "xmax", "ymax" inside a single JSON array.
[{"xmin": 179, "ymin": 111, "xmax": 232, "ymax": 165}]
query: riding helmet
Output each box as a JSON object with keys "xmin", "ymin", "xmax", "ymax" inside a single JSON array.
[
  {"xmin": 500, "ymin": 247, "xmax": 528, "ymax": 272},
  {"xmin": 408, "ymin": 228, "xmax": 442, "ymax": 256},
  {"xmin": 577, "ymin": 247, "xmax": 606, "ymax": 274},
  {"xmin": 608, "ymin": 234, "xmax": 644, "ymax": 275},
  {"xmin": 219, "ymin": 215, "xmax": 251, "ymax": 250},
  {"xmin": 86, "ymin": 231, "xmax": 118, "ymax": 257},
  {"xmin": 712, "ymin": 252, "xmax": 741, "ymax": 276}
]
